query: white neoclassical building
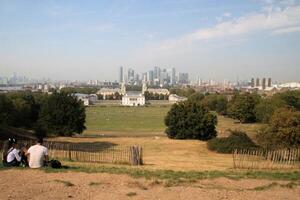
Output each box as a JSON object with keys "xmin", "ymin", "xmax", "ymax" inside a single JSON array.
[{"xmin": 122, "ymin": 91, "xmax": 145, "ymax": 106}]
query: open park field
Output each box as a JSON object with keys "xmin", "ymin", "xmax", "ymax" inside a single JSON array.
[
  {"xmin": 84, "ymin": 104, "xmax": 264, "ymax": 138},
  {"xmin": 84, "ymin": 105, "xmax": 170, "ymax": 136}
]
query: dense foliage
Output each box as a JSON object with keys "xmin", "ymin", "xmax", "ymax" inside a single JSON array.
[
  {"xmin": 0, "ymin": 94, "xmax": 16, "ymax": 126},
  {"xmin": 0, "ymin": 92, "xmax": 86, "ymax": 137},
  {"xmin": 201, "ymin": 94, "xmax": 228, "ymax": 115},
  {"xmin": 61, "ymin": 87, "xmax": 99, "ymax": 94},
  {"xmin": 227, "ymin": 93, "xmax": 261, "ymax": 123},
  {"xmin": 144, "ymin": 91, "xmax": 169, "ymax": 100},
  {"xmin": 169, "ymin": 87, "xmax": 196, "ymax": 97},
  {"xmin": 37, "ymin": 92, "xmax": 86, "ymax": 136},
  {"xmin": 164, "ymin": 100, "xmax": 217, "ymax": 140},
  {"xmin": 207, "ymin": 130, "xmax": 257, "ymax": 153},
  {"xmin": 188, "ymin": 92, "xmax": 205, "ymax": 102},
  {"xmin": 256, "ymin": 107, "xmax": 300, "ymax": 149}
]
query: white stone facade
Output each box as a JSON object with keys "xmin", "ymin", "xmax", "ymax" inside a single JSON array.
[{"xmin": 122, "ymin": 93, "xmax": 145, "ymax": 106}]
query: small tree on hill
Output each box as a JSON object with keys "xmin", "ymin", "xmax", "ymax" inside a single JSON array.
[{"xmin": 164, "ymin": 100, "xmax": 217, "ymax": 140}]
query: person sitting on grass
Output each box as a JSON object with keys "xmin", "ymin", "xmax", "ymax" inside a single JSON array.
[
  {"xmin": 26, "ymin": 137, "xmax": 49, "ymax": 168},
  {"xmin": 2, "ymin": 138, "xmax": 22, "ymax": 167}
]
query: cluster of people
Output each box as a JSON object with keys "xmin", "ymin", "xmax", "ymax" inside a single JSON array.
[{"xmin": 2, "ymin": 137, "xmax": 49, "ymax": 169}]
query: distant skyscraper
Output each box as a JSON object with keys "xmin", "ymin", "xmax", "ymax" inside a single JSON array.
[
  {"xmin": 171, "ymin": 68, "xmax": 176, "ymax": 85},
  {"xmin": 127, "ymin": 68, "xmax": 135, "ymax": 84},
  {"xmin": 153, "ymin": 66, "xmax": 160, "ymax": 80},
  {"xmin": 119, "ymin": 66, "xmax": 123, "ymax": 83},
  {"xmin": 262, "ymin": 78, "xmax": 266, "ymax": 90},
  {"xmin": 178, "ymin": 73, "xmax": 189, "ymax": 84},
  {"xmin": 142, "ymin": 73, "xmax": 147, "ymax": 82},
  {"xmin": 256, "ymin": 78, "xmax": 260, "ymax": 87},
  {"xmin": 267, "ymin": 78, "xmax": 272, "ymax": 87},
  {"xmin": 251, "ymin": 78, "xmax": 255, "ymax": 87},
  {"xmin": 148, "ymin": 70, "xmax": 154, "ymax": 84}
]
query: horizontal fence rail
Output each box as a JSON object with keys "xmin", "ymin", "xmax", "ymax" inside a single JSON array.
[
  {"xmin": 233, "ymin": 148, "xmax": 300, "ymax": 169},
  {"xmin": 0, "ymin": 140, "xmax": 143, "ymax": 166}
]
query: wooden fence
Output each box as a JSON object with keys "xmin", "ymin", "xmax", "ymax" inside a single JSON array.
[
  {"xmin": 233, "ymin": 148, "xmax": 300, "ymax": 169},
  {"xmin": 0, "ymin": 140, "xmax": 143, "ymax": 166}
]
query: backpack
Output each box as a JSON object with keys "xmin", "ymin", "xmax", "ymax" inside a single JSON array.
[{"xmin": 49, "ymin": 160, "xmax": 62, "ymax": 168}]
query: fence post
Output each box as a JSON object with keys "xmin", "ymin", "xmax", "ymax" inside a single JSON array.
[
  {"xmin": 68, "ymin": 143, "xmax": 72, "ymax": 161},
  {"xmin": 130, "ymin": 146, "xmax": 143, "ymax": 166}
]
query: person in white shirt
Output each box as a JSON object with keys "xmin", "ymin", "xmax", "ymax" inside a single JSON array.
[
  {"xmin": 26, "ymin": 137, "xmax": 49, "ymax": 168},
  {"xmin": 3, "ymin": 138, "xmax": 21, "ymax": 167}
]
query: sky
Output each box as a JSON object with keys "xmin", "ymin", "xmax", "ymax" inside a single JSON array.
[{"xmin": 0, "ymin": 0, "xmax": 300, "ymax": 82}]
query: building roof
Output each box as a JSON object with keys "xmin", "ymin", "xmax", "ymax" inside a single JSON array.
[
  {"xmin": 98, "ymin": 88, "xmax": 121, "ymax": 94},
  {"xmin": 147, "ymin": 88, "xmax": 169, "ymax": 94},
  {"xmin": 124, "ymin": 91, "xmax": 144, "ymax": 98},
  {"xmin": 279, "ymin": 82, "xmax": 300, "ymax": 88}
]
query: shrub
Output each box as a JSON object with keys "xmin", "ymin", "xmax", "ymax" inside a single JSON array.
[
  {"xmin": 256, "ymin": 107, "xmax": 300, "ymax": 149},
  {"xmin": 165, "ymin": 100, "xmax": 217, "ymax": 140},
  {"xmin": 207, "ymin": 130, "xmax": 257, "ymax": 153}
]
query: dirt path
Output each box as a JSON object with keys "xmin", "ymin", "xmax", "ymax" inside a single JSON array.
[{"xmin": 0, "ymin": 169, "xmax": 299, "ymax": 200}]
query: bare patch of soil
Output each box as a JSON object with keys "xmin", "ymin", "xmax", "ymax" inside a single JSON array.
[{"xmin": 0, "ymin": 169, "xmax": 299, "ymax": 200}]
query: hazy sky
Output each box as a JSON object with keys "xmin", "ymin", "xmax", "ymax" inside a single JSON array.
[{"xmin": 1, "ymin": 0, "xmax": 300, "ymax": 82}]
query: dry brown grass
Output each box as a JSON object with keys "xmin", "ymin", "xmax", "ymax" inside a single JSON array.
[
  {"xmin": 48, "ymin": 114, "xmax": 264, "ymax": 171},
  {"xmin": 50, "ymin": 136, "xmax": 233, "ymax": 171},
  {"xmin": 216, "ymin": 115, "xmax": 264, "ymax": 139}
]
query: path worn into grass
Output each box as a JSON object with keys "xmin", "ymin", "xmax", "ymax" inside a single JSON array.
[{"xmin": 0, "ymin": 169, "xmax": 299, "ymax": 200}]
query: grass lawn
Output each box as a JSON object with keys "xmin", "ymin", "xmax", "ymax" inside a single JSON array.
[
  {"xmin": 84, "ymin": 104, "xmax": 264, "ymax": 138},
  {"xmin": 84, "ymin": 105, "xmax": 171, "ymax": 135}
]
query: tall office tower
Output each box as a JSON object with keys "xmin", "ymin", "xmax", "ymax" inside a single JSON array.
[
  {"xmin": 171, "ymin": 68, "xmax": 176, "ymax": 85},
  {"xmin": 135, "ymin": 74, "xmax": 139, "ymax": 82},
  {"xmin": 127, "ymin": 68, "xmax": 135, "ymax": 84},
  {"xmin": 262, "ymin": 78, "xmax": 266, "ymax": 90},
  {"xmin": 153, "ymin": 66, "xmax": 160, "ymax": 80},
  {"xmin": 153, "ymin": 66, "xmax": 161, "ymax": 86},
  {"xmin": 267, "ymin": 78, "xmax": 272, "ymax": 87},
  {"xmin": 142, "ymin": 73, "xmax": 147, "ymax": 82},
  {"xmin": 251, "ymin": 78, "xmax": 255, "ymax": 87},
  {"xmin": 119, "ymin": 66, "xmax": 123, "ymax": 83},
  {"xmin": 256, "ymin": 78, "xmax": 260, "ymax": 87},
  {"xmin": 178, "ymin": 73, "xmax": 189, "ymax": 84},
  {"xmin": 160, "ymin": 69, "xmax": 168, "ymax": 85},
  {"xmin": 148, "ymin": 70, "xmax": 154, "ymax": 85}
]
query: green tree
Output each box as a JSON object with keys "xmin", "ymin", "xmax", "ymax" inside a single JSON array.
[
  {"xmin": 9, "ymin": 93, "xmax": 40, "ymax": 128},
  {"xmin": 255, "ymin": 98, "xmax": 284, "ymax": 123},
  {"xmin": 37, "ymin": 92, "xmax": 86, "ymax": 136},
  {"xmin": 256, "ymin": 107, "xmax": 300, "ymax": 149},
  {"xmin": 276, "ymin": 91, "xmax": 300, "ymax": 110},
  {"xmin": 165, "ymin": 100, "xmax": 217, "ymax": 140},
  {"xmin": 188, "ymin": 92, "xmax": 205, "ymax": 102},
  {"xmin": 201, "ymin": 94, "xmax": 228, "ymax": 115},
  {"xmin": 170, "ymin": 87, "xmax": 196, "ymax": 97},
  {"xmin": 227, "ymin": 93, "xmax": 260, "ymax": 123},
  {"xmin": 0, "ymin": 94, "xmax": 15, "ymax": 126}
]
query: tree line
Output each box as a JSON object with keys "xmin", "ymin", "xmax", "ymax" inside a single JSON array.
[
  {"xmin": 0, "ymin": 92, "xmax": 86, "ymax": 137},
  {"xmin": 164, "ymin": 89, "xmax": 300, "ymax": 150}
]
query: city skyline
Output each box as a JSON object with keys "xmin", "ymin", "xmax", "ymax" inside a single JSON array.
[{"xmin": 1, "ymin": 0, "xmax": 300, "ymax": 82}]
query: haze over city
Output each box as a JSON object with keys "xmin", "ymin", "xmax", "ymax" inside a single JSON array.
[{"xmin": 1, "ymin": 0, "xmax": 300, "ymax": 82}]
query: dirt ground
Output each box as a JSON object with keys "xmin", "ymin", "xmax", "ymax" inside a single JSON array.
[{"xmin": 0, "ymin": 169, "xmax": 299, "ymax": 200}]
